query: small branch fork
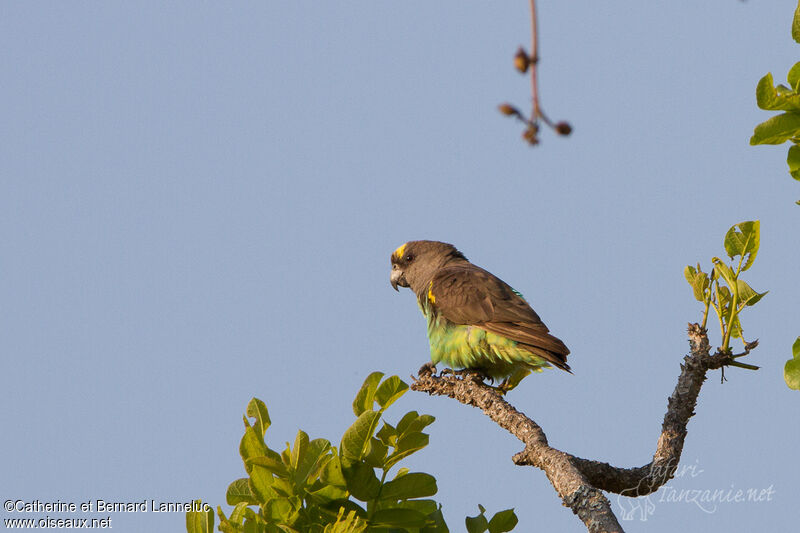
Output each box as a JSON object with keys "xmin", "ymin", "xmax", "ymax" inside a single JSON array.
[
  {"xmin": 410, "ymin": 324, "xmax": 756, "ymax": 533},
  {"xmin": 499, "ymin": 0, "xmax": 571, "ymax": 144}
]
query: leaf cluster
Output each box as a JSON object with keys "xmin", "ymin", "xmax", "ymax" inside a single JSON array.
[
  {"xmin": 186, "ymin": 372, "xmax": 518, "ymax": 532},
  {"xmin": 750, "ymin": 2, "xmax": 800, "ymax": 202},
  {"xmin": 464, "ymin": 505, "xmax": 517, "ymax": 533},
  {"xmin": 684, "ymin": 221, "xmax": 766, "ymax": 366}
]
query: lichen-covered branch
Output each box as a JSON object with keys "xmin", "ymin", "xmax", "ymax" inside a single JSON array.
[
  {"xmin": 410, "ymin": 324, "xmax": 754, "ymax": 532},
  {"xmin": 410, "ymin": 369, "xmax": 622, "ymax": 532}
]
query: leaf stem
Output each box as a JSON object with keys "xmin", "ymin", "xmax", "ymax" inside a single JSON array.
[
  {"xmin": 700, "ymin": 296, "xmax": 711, "ymax": 330},
  {"xmin": 721, "ymin": 270, "xmax": 739, "ymax": 351},
  {"xmin": 712, "ymin": 279, "xmax": 725, "ymax": 340},
  {"xmin": 367, "ymin": 467, "xmax": 389, "ymax": 522}
]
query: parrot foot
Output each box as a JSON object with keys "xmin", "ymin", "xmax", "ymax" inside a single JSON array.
[
  {"xmin": 446, "ymin": 368, "xmax": 496, "ymax": 385},
  {"xmin": 436, "ymin": 368, "xmax": 508, "ymax": 393},
  {"xmin": 443, "ymin": 368, "xmax": 510, "ymax": 395},
  {"xmin": 418, "ymin": 362, "xmax": 437, "ymax": 376}
]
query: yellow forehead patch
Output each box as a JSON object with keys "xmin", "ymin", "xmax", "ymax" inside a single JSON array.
[{"xmin": 393, "ymin": 243, "xmax": 407, "ymax": 259}]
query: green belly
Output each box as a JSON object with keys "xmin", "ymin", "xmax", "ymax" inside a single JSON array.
[{"xmin": 425, "ymin": 312, "xmax": 550, "ymax": 380}]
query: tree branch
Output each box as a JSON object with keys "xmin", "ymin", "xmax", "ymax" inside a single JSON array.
[{"xmin": 410, "ymin": 323, "xmax": 754, "ymax": 532}]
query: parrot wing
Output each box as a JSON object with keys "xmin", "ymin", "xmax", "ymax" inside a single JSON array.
[{"xmin": 429, "ymin": 264, "xmax": 570, "ymax": 369}]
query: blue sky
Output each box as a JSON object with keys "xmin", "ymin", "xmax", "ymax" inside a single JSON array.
[{"xmin": 2, "ymin": 2, "xmax": 798, "ymax": 531}]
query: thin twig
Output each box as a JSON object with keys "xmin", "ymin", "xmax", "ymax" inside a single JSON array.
[{"xmin": 528, "ymin": 0, "xmax": 553, "ymax": 128}]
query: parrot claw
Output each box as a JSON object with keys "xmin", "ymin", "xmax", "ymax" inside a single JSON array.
[
  {"xmin": 434, "ymin": 367, "xmax": 509, "ymax": 394},
  {"xmin": 457, "ymin": 368, "xmax": 492, "ymax": 382},
  {"xmin": 418, "ymin": 362, "xmax": 437, "ymax": 376}
]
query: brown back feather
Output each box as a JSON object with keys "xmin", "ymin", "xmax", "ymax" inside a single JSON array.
[{"xmin": 430, "ymin": 264, "xmax": 570, "ymax": 371}]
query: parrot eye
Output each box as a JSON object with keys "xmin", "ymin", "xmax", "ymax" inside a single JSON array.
[{"xmin": 405, "ymin": 254, "xmax": 414, "ymax": 262}]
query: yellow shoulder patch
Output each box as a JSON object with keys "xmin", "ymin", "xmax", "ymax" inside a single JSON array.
[
  {"xmin": 393, "ymin": 243, "xmax": 407, "ymax": 259},
  {"xmin": 427, "ymin": 281, "xmax": 436, "ymax": 304}
]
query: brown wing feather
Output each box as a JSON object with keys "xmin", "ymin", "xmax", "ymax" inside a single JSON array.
[{"xmin": 431, "ymin": 265, "xmax": 570, "ymax": 369}]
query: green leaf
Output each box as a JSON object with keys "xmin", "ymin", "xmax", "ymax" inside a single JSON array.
[
  {"xmin": 320, "ymin": 449, "xmax": 346, "ymax": 487},
  {"xmin": 227, "ymin": 502, "xmax": 249, "ymax": 527},
  {"xmin": 728, "ymin": 313, "xmax": 743, "ymax": 340},
  {"xmin": 755, "ymin": 72, "xmax": 800, "ymax": 112},
  {"xmin": 684, "ymin": 265, "xmax": 710, "ymax": 302},
  {"xmin": 422, "ymin": 506, "xmax": 449, "ymax": 533},
  {"xmin": 247, "ymin": 455, "xmax": 290, "ymax": 478},
  {"xmin": 723, "ymin": 221, "xmax": 760, "ymax": 271},
  {"xmin": 226, "ymin": 478, "xmax": 257, "ymax": 506},
  {"xmin": 396, "ymin": 430, "xmax": 430, "ymax": 454},
  {"xmin": 755, "ymin": 73, "xmax": 778, "ymax": 110},
  {"xmin": 239, "ymin": 418, "xmax": 281, "ymax": 474},
  {"xmin": 215, "ymin": 507, "xmax": 232, "ymax": 533},
  {"xmin": 341, "ymin": 460, "xmax": 381, "ymax": 501},
  {"xmin": 786, "ymin": 338, "xmax": 800, "ymax": 391},
  {"xmin": 296, "ymin": 438, "xmax": 332, "ymax": 487},
  {"xmin": 240, "ymin": 508, "xmax": 260, "ymax": 533},
  {"xmin": 246, "ymin": 398, "xmax": 271, "ymax": 437},
  {"xmin": 384, "ymin": 432, "xmax": 430, "ymax": 469},
  {"xmin": 271, "ymin": 477, "xmax": 296, "ymax": 498},
  {"xmin": 396, "ymin": 499, "xmax": 438, "ymax": 515},
  {"xmin": 239, "ymin": 420, "xmax": 267, "ymax": 466},
  {"xmin": 322, "ymin": 500, "xmax": 367, "ymax": 522},
  {"xmin": 286, "ymin": 431, "xmax": 333, "ymax": 487},
  {"xmin": 466, "ymin": 506, "xmax": 489, "ymax": 533},
  {"xmin": 263, "ymin": 496, "xmax": 301, "ymax": 524},
  {"xmin": 735, "ymin": 280, "xmax": 767, "ymax": 307},
  {"xmin": 393, "ymin": 467, "xmax": 409, "ymax": 479},
  {"xmin": 376, "ymin": 422, "xmax": 397, "ymax": 447},
  {"xmin": 218, "ymin": 506, "xmax": 256, "ymax": 533},
  {"xmin": 341, "ymin": 411, "xmax": 382, "ymax": 461},
  {"xmin": 370, "ymin": 508, "xmax": 429, "ymax": 528},
  {"xmin": 374, "ymin": 376, "xmax": 409, "ymax": 410},
  {"xmin": 379, "ymin": 472, "xmax": 437, "ymax": 501},
  {"xmin": 711, "ymin": 258, "xmax": 736, "ymax": 286},
  {"xmin": 789, "ymin": 63, "xmax": 800, "ymax": 91},
  {"xmin": 353, "ymin": 372, "xmax": 384, "ymax": 416},
  {"xmin": 488, "ymin": 509, "xmax": 518, "ymax": 533},
  {"xmin": 788, "ymin": 362, "xmax": 800, "ymax": 389},
  {"xmin": 248, "ymin": 463, "xmax": 278, "ymax": 503},
  {"xmin": 794, "ymin": 1, "xmax": 800, "ymax": 43},
  {"xmin": 395, "ymin": 411, "xmax": 419, "ymax": 436},
  {"xmin": 750, "ymin": 112, "xmax": 800, "ymax": 145},
  {"xmin": 788, "ymin": 145, "xmax": 800, "ymax": 181},
  {"xmin": 186, "ymin": 501, "xmax": 214, "ymax": 533},
  {"xmin": 717, "ymin": 284, "xmax": 732, "ymax": 309},
  {"xmin": 281, "ymin": 442, "xmax": 291, "ymax": 465},
  {"xmin": 363, "ymin": 437, "xmax": 389, "ymax": 468},
  {"xmin": 306, "ymin": 482, "xmax": 348, "ymax": 505},
  {"xmin": 395, "ymin": 412, "xmax": 435, "ymax": 438},
  {"xmin": 290, "ymin": 430, "xmax": 308, "ymax": 472}
]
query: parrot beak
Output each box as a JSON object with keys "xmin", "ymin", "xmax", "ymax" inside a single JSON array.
[{"xmin": 390, "ymin": 267, "xmax": 407, "ymax": 291}]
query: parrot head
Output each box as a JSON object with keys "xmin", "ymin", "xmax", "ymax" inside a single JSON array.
[{"xmin": 390, "ymin": 240, "xmax": 467, "ymax": 294}]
